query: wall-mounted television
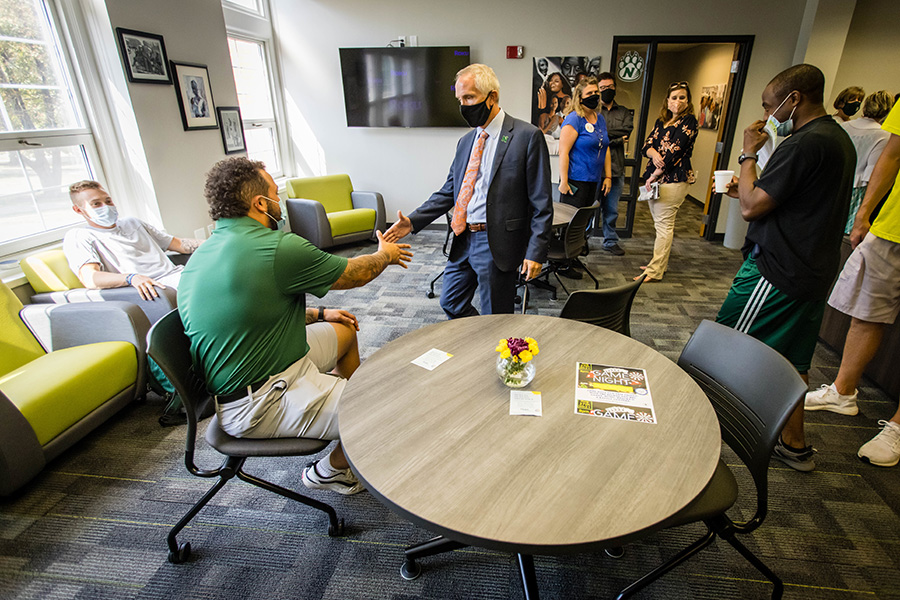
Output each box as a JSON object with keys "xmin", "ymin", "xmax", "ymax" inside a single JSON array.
[{"xmin": 339, "ymin": 46, "xmax": 470, "ymax": 128}]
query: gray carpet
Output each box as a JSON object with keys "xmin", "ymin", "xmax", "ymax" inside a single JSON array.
[{"xmin": 1, "ymin": 200, "xmax": 898, "ymax": 600}]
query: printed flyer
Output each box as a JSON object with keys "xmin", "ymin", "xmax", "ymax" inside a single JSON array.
[{"xmin": 574, "ymin": 362, "xmax": 657, "ymax": 424}]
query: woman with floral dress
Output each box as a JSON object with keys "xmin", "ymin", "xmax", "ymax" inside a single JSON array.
[{"xmin": 638, "ymin": 81, "xmax": 698, "ymax": 282}]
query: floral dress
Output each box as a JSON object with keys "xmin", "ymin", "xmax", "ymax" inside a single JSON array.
[{"xmin": 641, "ymin": 114, "xmax": 699, "ymax": 184}]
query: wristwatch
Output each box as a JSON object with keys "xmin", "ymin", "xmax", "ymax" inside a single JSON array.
[
  {"xmin": 738, "ymin": 152, "xmax": 757, "ymax": 165},
  {"xmin": 317, "ymin": 306, "xmax": 326, "ymax": 322}
]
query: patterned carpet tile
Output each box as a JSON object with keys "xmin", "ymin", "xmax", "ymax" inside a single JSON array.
[{"xmin": 2, "ymin": 200, "xmax": 898, "ymax": 599}]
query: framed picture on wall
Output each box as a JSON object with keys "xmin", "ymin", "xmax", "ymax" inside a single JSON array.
[
  {"xmin": 217, "ymin": 106, "xmax": 246, "ymax": 154},
  {"xmin": 171, "ymin": 61, "xmax": 218, "ymax": 130},
  {"xmin": 115, "ymin": 28, "xmax": 171, "ymax": 84}
]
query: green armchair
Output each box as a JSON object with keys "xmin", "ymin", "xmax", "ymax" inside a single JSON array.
[
  {"xmin": 0, "ymin": 281, "xmax": 148, "ymax": 495},
  {"xmin": 285, "ymin": 174, "xmax": 386, "ymax": 248}
]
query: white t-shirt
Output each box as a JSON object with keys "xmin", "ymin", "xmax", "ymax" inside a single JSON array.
[
  {"xmin": 63, "ymin": 217, "xmax": 182, "ymax": 287},
  {"xmin": 842, "ymin": 117, "xmax": 891, "ymax": 187}
]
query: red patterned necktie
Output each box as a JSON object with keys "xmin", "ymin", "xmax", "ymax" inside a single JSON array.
[{"xmin": 451, "ymin": 130, "xmax": 490, "ymax": 235}]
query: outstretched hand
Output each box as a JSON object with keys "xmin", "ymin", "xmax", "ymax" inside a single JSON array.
[
  {"xmin": 376, "ymin": 230, "xmax": 413, "ymax": 268},
  {"xmin": 383, "ymin": 210, "xmax": 412, "ymax": 243}
]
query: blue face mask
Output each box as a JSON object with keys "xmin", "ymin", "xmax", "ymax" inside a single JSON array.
[
  {"xmin": 87, "ymin": 204, "xmax": 118, "ymax": 227},
  {"xmin": 262, "ymin": 197, "xmax": 286, "ymax": 231},
  {"xmin": 766, "ymin": 91, "xmax": 797, "ymax": 137}
]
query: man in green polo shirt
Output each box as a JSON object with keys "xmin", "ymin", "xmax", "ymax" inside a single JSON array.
[{"xmin": 179, "ymin": 157, "xmax": 412, "ymax": 495}]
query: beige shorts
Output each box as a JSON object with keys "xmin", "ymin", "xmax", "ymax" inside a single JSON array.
[
  {"xmin": 828, "ymin": 233, "xmax": 900, "ymax": 324},
  {"xmin": 216, "ymin": 322, "xmax": 345, "ymax": 440}
]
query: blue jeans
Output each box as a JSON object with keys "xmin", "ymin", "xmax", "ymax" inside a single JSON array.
[
  {"xmin": 597, "ymin": 176, "xmax": 623, "ymax": 247},
  {"xmin": 440, "ymin": 230, "xmax": 516, "ymax": 318}
]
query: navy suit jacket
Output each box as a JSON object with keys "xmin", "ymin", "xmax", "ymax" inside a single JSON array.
[{"xmin": 408, "ymin": 113, "xmax": 553, "ymax": 272}]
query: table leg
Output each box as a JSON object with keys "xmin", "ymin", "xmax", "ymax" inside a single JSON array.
[
  {"xmin": 517, "ymin": 554, "xmax": 540, "ymax": 600},
  {"xmin": 400, "ymin": 535, "xmax": 468, "ymax": 580}
]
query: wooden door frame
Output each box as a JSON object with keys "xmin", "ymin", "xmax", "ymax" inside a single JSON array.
[{"xmin": 611, "ymin": 35, "xmax": 754, "ymax": 240}]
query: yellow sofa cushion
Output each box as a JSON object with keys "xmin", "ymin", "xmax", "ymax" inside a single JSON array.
[
  {"xmin": 1, "ymin": 282, "xmax": 45, "ymax": 377},
  {"xmin": 0, "ymin": 342, "xmax": 137, "ymax": 445},
  {"xmin": 286, "ymin": 174, "xmax": 354, "ymax": 214},
  {"xmin": 20, "ymin": 249, "xmax": 83, "ymax": 293},
  {"xmin": 328, "ymin": 208, "xmax": 376, "ymax": 238}
]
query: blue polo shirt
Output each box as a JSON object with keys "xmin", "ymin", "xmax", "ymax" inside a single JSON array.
[{"xmin": 562, "ymin": 112, "xmax": 609, "ymax": 182}]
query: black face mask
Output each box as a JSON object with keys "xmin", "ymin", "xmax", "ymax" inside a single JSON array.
[
  {"xmin": 600, "ymin": 88, "xmax": 616, "ymax": 104},
  {"xmin": 460, "ymin": 96, "xmax": 493, "ymax": 128},
  {"xmin": 842, "ymin": 101, "xmax": 861, "ymax": 116},
  {"xmin": 581, "ymin": 94, "xmax": 600, "ymax": 110}
]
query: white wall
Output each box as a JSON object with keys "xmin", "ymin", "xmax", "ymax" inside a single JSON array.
[
  {"xmin": 272, "ymin": 0, "xmax": 807, "ymax": 220},
  {"xmin": 832, "ymin": 0, "xmax": 900, "ymax": 100},
  {"xmin": 103, "ymin": 0, "xmax": 239, "ymax": 238}
]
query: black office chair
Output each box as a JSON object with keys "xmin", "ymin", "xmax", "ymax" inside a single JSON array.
[
  {"xmin": 614, "ymin": 320, "xmax": 807, "ymax": 599},
  {"xmin": 531, "ymin": 202, "xmax": 599, "ymax": 299},
  {"xmin": 426, "ymin": 213, "xmax": 452, "ymax": 299},
  {"xmin": 147, "ymin": 310, "xmax": 344, "ymax": 564},
  {"xmin": 558, "ymin": 274, "xmax": 645, "ymax": 336}
]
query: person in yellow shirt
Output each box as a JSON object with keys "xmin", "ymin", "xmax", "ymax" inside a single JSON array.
[{"xmin": 804, "ymin": 100, "xmax": 900, "ymax": 467}]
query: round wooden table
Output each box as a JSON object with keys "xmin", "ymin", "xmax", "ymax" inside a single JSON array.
[{"xmin": 339, "ymin": 314, "xmax": 720, "ymax": 598}]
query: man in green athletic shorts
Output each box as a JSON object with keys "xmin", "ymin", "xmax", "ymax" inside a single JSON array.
[{"xmin": 717, "ymin": 64, "xmax": 855, "ymax": 472}]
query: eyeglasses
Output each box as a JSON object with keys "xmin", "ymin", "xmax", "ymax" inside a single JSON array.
[
  {"xmin": 598, "ymin": 84, "xmax": 615, "ymax": 91},
  {"xmin": 668, "ymin": 81, "xmax": 689, "ymax": 89}
]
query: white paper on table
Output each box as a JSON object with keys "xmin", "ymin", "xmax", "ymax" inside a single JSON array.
[
  {"xmin": 510, "ymin": 390, "xmax": 542, "ymax": 416},
  {"xmin": 411, "ymin": 348, "xmax": 453, "ymax": 371}
]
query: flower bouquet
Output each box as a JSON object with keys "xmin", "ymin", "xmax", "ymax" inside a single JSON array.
[{"xmin": 495, "ymin": 337, "xmax": 539, "ymax": 388}]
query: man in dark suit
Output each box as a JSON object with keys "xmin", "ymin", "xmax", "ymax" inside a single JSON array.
[{"xmin": 385, "ymin": 64, "xmax": 552, "ymax": 318}]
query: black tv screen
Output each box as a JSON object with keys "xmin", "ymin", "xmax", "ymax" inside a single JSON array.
[{"xmin": 339, "ymin": 46, "xmax": 470, "ymax": 128}]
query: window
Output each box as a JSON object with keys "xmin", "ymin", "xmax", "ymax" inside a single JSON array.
[
  {"xmin": 227, "ymin": 35, "xmax": 282, "ymax": 176},
  {"xmin": 0, "ymin": 0, "xmax": 103, "ymax": 254},
  {"xmin": 222, "ymin": 0, "xmax": 263, "ymax": 18},
  {"xmin": 223, "ymin": 0, "xmax": 289, "ymax": 180}
]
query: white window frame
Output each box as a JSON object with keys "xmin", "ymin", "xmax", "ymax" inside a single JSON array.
[
  {"xmin": 0, "ymin": 0, "xmax": 107, "ymax": 257},
  {"xmin": 223, "ymin": 0, "xmax": 291, "ymax": 182}
]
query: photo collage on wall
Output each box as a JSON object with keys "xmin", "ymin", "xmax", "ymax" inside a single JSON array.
[{"xmin": 531, "ymin": 56, "xmax": 602, "ymax": 138}]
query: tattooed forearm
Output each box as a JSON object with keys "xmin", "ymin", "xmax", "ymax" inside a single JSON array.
[
  {"xmin": 176, "ymin": 238, "xmax": 204, "ymax": 254},
  {"xmin": 331, "ymin": 251, "xmax": 391, "ymax": 290}
]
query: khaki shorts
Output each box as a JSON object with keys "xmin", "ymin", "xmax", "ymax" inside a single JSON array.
[
  {"xmin": 216, "ymin": 322, "xmax": 345, "ymax": 440},
  {"xmin": 828, "ymin": 233, "xmax": 900, "ymax": 324}
]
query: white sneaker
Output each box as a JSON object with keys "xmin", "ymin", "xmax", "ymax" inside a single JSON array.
[
  {"xmin": 301, "ymin": 462, "xmax": 365, "ymax": 495},
  {"xmin": 858, "ymin": 420, "xmax": 900, "ymax": 467},
  {"xmin": 804, "ymin": 383, "xmax": 859, "ymax": 415}
]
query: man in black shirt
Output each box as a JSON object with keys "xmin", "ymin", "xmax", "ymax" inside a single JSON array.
[
  {"xmin": 597, "ymin": 72, "xmax": 634, "ymax": 255},
  {"xmin": 717, "ymin": 63, "xmax": 856, "ymax": 472}
]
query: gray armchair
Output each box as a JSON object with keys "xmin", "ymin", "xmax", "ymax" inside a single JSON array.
[{"xmin": 285, "ymin": 174, "xmax": 386, "ymax": 248}]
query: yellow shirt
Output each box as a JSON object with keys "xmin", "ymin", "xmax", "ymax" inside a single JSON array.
[{"xmin": 870, "ymin": 102, "xmax": 900, "ymax": 243}]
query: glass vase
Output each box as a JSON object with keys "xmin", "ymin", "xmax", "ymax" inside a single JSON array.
[{"xmin": 496, "ymin": 355, "xmax": 536, "ymax": 388}]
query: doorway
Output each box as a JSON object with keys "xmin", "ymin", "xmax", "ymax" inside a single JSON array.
[{"xmin": 609, "ymin": 36, "xmax": 753, "ymax": 241}]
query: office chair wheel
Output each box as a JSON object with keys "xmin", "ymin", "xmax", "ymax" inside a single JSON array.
[
  {"xmin": 426, "ymin": 291, "xmax": 435, "ymax": 299},
  {"xmin": 168, "ymin": 541, "xmax": 191, "ymax": 564},
  {"xmin": 328, "ymin": 518, "xmax": 345, "ymax": 537},
  {"xmin": 604, "ymin": 546, "xmax": 625, "ymax": 559},
  {"xmin": 400, "ymin": 558, "xmax": 421, "ymax": 580}
]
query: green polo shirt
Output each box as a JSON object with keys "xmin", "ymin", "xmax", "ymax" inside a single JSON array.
[{"xmin": 178, "ymin": 217, "xmax": 348, "ymax": 395}]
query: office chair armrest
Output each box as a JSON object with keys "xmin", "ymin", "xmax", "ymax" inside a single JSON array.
[
  {"xmin": 167, "ymin": 252, "xmax": 191, "ymax": 267},
  {"xmin": 286, "ymin": 198, "xmax": 333, "ymax": 248},
  {"xmin": 351, "ymin": 190, "xmax": 386, "ymax": 237},
  {"xmin": 19, "ymin": 301, "xmax": 150, "ymax": 353}
]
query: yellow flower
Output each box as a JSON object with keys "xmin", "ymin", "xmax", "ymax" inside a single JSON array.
[
  {"xmin": 500, "ymin": 348, "xmax": 512, "ymax": 359},
  {"xmin": 520, "ymin": 350, "xmax": 533, "ymax": 363},
  {"xmin": 498, "ymin": 339, "xmax": 508, "ymax": 347}
]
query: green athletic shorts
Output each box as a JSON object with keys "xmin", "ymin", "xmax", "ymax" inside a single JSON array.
[{"xmin": 716, "ymin": 256, "xmax": 825, "ymax": 373}]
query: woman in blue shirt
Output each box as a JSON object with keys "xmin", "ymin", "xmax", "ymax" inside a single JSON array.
[{"xmin": 558, "ymin": 77, "xmax": 612, "ymax": 210}]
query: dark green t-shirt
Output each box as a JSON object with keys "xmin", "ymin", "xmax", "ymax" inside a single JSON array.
[{"xmin": 178, "ymin": 217, "xmax": 348, "ymax": 395}]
